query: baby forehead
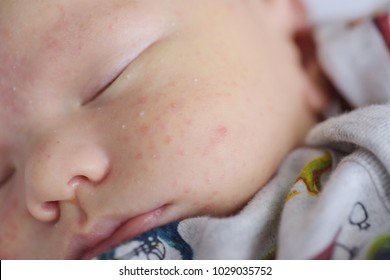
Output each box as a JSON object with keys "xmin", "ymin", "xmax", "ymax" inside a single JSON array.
[
  {"xmin": 2, "ymin": 0, "xmax": 140, "ymax": 33},
  {"xmin": 0, "ymin": 0, "xmax": 154, "ymax": 70},
  {"xmin": 0, "ymin": 1, "xmax": 123, "ymax": 89},
  {"xmin": 1, "ymin": 1, "xmax": 139, "ymax": 53},
  {"xmin": 0, "ymin": 0, "xmax": 159, "ymax": 122}
]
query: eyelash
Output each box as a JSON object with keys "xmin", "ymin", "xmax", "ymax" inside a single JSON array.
[
  {"xmin": 83, "ymin": 78, "xmax": 115, "ymax": 105},
  {"xmin": 0, "ymin": 167, "xmax": 15, "ymax": 188},
  {"xmin": 83, "ymin": 67, "xmax": 127, "ymax": 105}
]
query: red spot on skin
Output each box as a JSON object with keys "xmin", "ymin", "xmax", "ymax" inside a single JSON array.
[
  {"xmin": 170, "ymin": 102, "xmax": 178, "ymax": 110},
  {"xmin": 164, "ymin": 135, "xmax": 172, "ymax": 145},
  {"xmin": 216, "ymin": 125, "xmax": 228, "ymax": 138},
  {"xmin": 130, "ymin": 96, "xmax": 149, "ymax": 109},
  {"xmin": 184, "ymin": 186, "xmax": 192, "ymax": 194},
  {"xmin": 135, "ymin": 153, "xmax": 143, "ymax": 160},
  {"xmin": 185, "ymin": 119, "xmax": 193, "ymax": 126},
  {"xmin": 136, "ymin": 96, "xmax": 148, "ymax": 105},
  {"xmin": 169, "ymin": 100, "xmax": 185, "ymax": 111},
  {"xmin": 45, "ymin": 36, "xmax": 64, "ymax": 53},
  {"xmin": 137, "ymin": 125, "xmax": 150, "ymax": 136},
  {"xmin": 202, "ymin": 125, "xmax": 229, "ymax": 155},
  {"xmin": 201, "ymin": 204, "xmax": 213, "ymax": 212}
]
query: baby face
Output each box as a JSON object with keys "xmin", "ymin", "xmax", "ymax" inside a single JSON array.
[{"xmin": 0, "ymin": 0, "xmax": 323, "ymax": 259}]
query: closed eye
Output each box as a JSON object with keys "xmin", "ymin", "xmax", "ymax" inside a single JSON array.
[
  {"xmin": 0, "ymin": 167, "xmax": 15, "ymax": 188},
  {"xmin": 82, "ymin": 76, "xmax": 116, "ymax": 105},
  {"xmin": 82, "ymin": 65, "xmax": 129, "ymax": 106}
]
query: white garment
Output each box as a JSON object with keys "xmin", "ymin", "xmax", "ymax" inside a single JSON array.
[
  {"xmin": 278, "ymin": 0, "xmax": 390, "ymax": 259},
  {"xmin": 303, "ymin": 0, "xmax": 390, "ymax": 25}
]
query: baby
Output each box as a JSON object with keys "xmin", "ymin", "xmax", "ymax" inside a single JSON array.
[
  {"xmin": 0, "ymin": 0, "xmax": 330, "ymax": 259},
  {"xmin": 0, "ymin": 0, "xmax": 389, "ymax": 260},
  {"xmin": 90, "ymin": 0, "xmax": 390, "ymax": 260}
]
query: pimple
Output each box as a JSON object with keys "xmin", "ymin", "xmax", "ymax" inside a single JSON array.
[
  {"xmin": 170, "ymin": 102, "xmax": 179, "ymax": 110},
  {"xmin": 216, "ymin": 125, "xmax": 228, "ymax": 138},
  {"xmin": 147, "ymin": 143, "xmax": 160, "ymax": 160},
  {"xmin": 169, "ymin": 100, "xmax": 185, "ymax": 111},
  {"xmin": 201, "ymin": 125, "xmax": 229, "ymax": 155}
]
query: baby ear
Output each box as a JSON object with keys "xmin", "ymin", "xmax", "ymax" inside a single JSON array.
[{"xmin": 264, "ymin": 0, "xmax": 310, "ymax": 34}]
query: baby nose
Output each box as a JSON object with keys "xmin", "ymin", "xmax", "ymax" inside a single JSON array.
[{"xmin": 25, "ymin": 138, "xmax": 110, "ymax": 223}]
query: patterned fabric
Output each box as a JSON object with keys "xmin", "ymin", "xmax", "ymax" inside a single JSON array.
[
  {"xmin": 278, "ymin": 105, "xmax": 390, "ymax": 259},
  {"xmin": 97, "ymin": 222, "xmax": 193, "ymax": 260}
]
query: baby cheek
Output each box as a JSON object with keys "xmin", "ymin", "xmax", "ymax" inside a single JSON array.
[
  {"xmin": 117, "ymin": 93, "xmax": 233, "ymax": 185},
  {"xmin": 0, "ymin": 198, "xmax": 21, "ymax": 251},
  {"xmin": 201, "ymin": 125, "xmax": 229, "ymax": 156},
  {"xmin": 120, "ymin": 97, "xmax": 187, "ymax": 160}
]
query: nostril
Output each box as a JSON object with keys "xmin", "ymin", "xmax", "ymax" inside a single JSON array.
[
  {"xmin": 68, "ymin": 175, "xmax": 89, "ymax": 188},
  {"xmin": 38, "ymin": 201, "xmax": 60, "ymax": 222}
]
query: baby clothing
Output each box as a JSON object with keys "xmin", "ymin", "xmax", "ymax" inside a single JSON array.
[
  {"xmin": 97, "ymin": 0, "xmax": 390, "ymax": 260},
  {"xmin": 277, "ymin": 0, "xmax": 390, "ymax": 259}
]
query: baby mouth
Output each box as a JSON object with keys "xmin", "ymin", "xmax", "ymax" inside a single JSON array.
[{"xmin": 79, "ymin": 205, "xmax": 167, "ymax": 260}]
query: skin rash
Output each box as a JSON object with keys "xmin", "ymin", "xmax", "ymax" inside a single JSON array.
[{"xmin": 0, "ymin": 0, "xmax": 329, "ymax": 259}]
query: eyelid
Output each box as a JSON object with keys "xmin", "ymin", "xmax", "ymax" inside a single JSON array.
[
  {"xmin": 82, "ymin": 75, "xmax": 117, "ymax": 105},
  {"xmin": 82, "ymin": 36, "xmax": 162, "ymax": 106},
  {"xmin": 82, "ymin": 62, "xmax": 131, "ymax": 106},
  {"xmin": 0, "ymin": 166, "xmax": 15, "ymax": 188}
]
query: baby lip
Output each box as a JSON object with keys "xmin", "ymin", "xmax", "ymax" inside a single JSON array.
[
  {"xmin": 78, "ymin": 206, "xmax": 166, "ymax": 259},
  {"xmin": 70, "ymin": 217, "xmax": 123, "ymax": 259}
]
